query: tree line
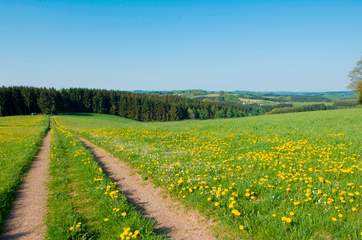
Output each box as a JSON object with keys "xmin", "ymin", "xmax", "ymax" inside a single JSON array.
[{"xmin": 0, "ymin": 86, "xmax": 270, "ymax": 121}]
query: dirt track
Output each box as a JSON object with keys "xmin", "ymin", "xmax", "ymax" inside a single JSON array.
[
  {"xmin": 81, "ymin": 137, "xmax": 215, "ymax": 240},
  {"xmin": 0, "ymin": 131, "xmax": 51, "ymax": 240}
]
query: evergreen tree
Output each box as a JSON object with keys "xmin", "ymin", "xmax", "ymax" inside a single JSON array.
[{"xmin": 0, "ymin": 86, "xmax": 268, "ymax": 120}]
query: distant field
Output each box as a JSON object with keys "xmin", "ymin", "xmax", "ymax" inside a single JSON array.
[
  {"xmin": 291, "ymin": 101, "xmax": 334, "ymax": 107},
  {"xmin": 58, "ymin": 108, "xmax": 362, "ymax": 239},
  {"xmin": 238, "ymin": 97, "xmax": 276, "ymax": 105},
  {"xmin": 171, "ymin": 90, "xmax": 356, "ymax": 107}
]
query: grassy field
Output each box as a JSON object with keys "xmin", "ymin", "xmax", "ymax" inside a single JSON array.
[
  {"xmin": 291, "ymin": 101, "xmax": 334, "ymax": 107},
  {"xmin": 0, "ymin": 115, "xmax": 49, "ymax": 229},
  {"xmin": 48, "ymin": 119, "xmax": 167, "ymax": 240},
  {"xmin": 58, "ymin": 108, "xmax": 362, "ymax": 239}
]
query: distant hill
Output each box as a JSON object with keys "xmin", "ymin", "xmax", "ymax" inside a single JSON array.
[
  {"xmin": 133, "ymin": 89, "xmax": 356, "ymax": 105},
  {"xmin": 132, "ymin": 89, "xmax": 359, "ymax": 115}
]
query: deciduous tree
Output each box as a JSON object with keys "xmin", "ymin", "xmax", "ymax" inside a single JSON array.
[{"xmin": 348, "ymin": 57, "xmax": 362, "ymax": 103}]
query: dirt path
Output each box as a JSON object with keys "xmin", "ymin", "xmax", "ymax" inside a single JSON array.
[
  {"xmin": 81, "ymin": 138, "xmax": 216, "ymax": 240},
  {"xmin": 1, "ymin": 131, "xmax": 51, "ymax": 240}
]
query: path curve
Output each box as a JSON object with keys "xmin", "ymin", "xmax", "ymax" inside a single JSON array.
[
  {"xmin": 1, "ymin": 131, "xmax": 51, "ymax": 240},
  {"xmin": 81, "ymin": 138, "xmax": 216, "ymax": 240}
]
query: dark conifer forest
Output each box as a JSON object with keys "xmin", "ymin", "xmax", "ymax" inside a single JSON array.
[{"xmin": 0, "ymin": 86, "xmax": 269, "ymax": 121}]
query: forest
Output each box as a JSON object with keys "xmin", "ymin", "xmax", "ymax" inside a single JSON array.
[{"xmin": 0, "ymin": 86, "xmax": 270, "ymax": 121}]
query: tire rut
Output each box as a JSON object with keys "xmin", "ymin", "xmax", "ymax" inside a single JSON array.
[{"xmin": 80, "ymin": 137, "xmax": 216, "ymax": 240}]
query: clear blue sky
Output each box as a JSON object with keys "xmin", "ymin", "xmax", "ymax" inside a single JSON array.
[{"xmin": 0, "ymin": 0, "xmax": 361, "ymax": 91}]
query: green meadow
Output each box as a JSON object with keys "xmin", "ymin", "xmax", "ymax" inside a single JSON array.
[
  {"xmin": 1, "ymin": 109, "xmax": 361, "ymax": 239},
  {"xmin": 55, "ymin": 108, "xmax": 362, "ymax": 239}
]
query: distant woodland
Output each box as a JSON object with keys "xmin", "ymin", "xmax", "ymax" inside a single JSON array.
[{"xmin": 0, "ymin": 86, "xmax": 270, "ymax": 121}]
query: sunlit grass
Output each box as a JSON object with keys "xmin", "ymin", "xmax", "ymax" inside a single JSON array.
[
  {"xmin": 47, "ymin": 119, "xmax": 167, "ymax": 240},
  {"xmin": 58, "ymin": 108, "xmax": 362, "ymax": 239}
]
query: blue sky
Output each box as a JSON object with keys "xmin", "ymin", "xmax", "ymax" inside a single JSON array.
[{"xmin": 0, "ymin": 0, "xmax": 361, "ymax": 91}]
